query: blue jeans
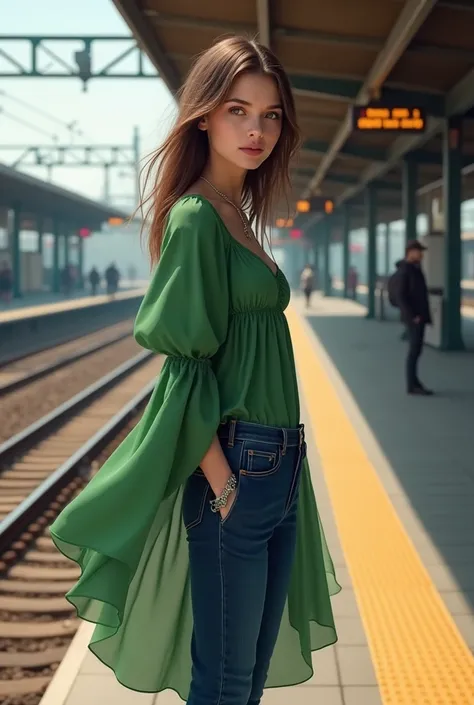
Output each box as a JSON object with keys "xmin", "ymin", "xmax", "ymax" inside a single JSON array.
[{"xmin": 183, "ymin": 419, "xmax": 306, "ymax": 705}]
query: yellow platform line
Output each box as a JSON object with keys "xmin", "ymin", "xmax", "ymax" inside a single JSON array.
[{"xmin": 287, "ymin": 306, "xmax": 474, "ymax": 705}]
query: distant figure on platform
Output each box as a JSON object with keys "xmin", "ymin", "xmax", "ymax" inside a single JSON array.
[
  {"xmin": 300, "ymin": 264, "xmax": 314, "ymax": 308},
  {"xmin": 389, "ymin": 240, "xmax": 433, "ymax": 396},
  {"xmin": 348, "ymin": 266, "xmax": 358, "ymax": 300},
  {"xmin": 127, "ymin": 264, "xmax": 137, "ymax": 285},
  {"xmin": 89, "ymin": 267, "xmax": 101, "ymax": 296},
  {"xmin": 105, "ymin": 263, "xmax": 120, "ymax": 296},
  {"xmin": 0, "ymin": 261, "xmax": 13, "ymax": 304}
]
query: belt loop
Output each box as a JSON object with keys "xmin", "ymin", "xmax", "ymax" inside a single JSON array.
[
  {"xmin": 228, "ymin": 419, "xmax": 236, "ymax": 448},
  {"xmin": 281, "ymin": 428, "xmax": 288, "ymax": 456},
  {"xmin": 299, "ymin": 425, "xmax": 304, "ymax": 448}
]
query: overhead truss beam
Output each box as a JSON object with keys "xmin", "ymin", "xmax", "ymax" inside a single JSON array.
[
  {"xmin": 0, "ymin": 145, "xmax": 136, "ymax": 169},
  {"xmin": 0, "ymin": 35, "xmax": 157, "ymax": 87}
]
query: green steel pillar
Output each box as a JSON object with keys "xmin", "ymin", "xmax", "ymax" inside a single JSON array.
[
  {"xmin": 37, "ymin": 217, "xmax": 44, "ymax": 256},
  {"xmin": 402, "ymin": 157, "xmax": 417, "ymax": 244},
  {"xmin": 366, "ymin": 186, "xmax": 377, "ymax": 319},
  {"xmin": 64, "ymin": 230, "xmax": 70, "ymax": 270},
  {"xmin": 342, "ymin": 204, "xmax": 350, "ymax": 298},
  {"xmin": 322, "ymin": 219, "xmax": 331, "ymax": 296},
  {"xmin": 77, "ymin": 236, "xmax": 84, "ymax": 289},
  {"xmin": 385, "ymin": 222, "xmax": 391, "ymax": 274},
  {"xmin": 11, "ymin": 205, "xmax": 22, "ymax": 298},
  {"xmin": 52, "ymin": 219, "xmax": 60, "ymax": 293},
  {"xmin": 442, "ymin": 117, "xmax": 464, "ymax": 350}
]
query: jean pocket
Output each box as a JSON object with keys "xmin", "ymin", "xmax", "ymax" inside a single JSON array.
[
  {"xmin": 242, "ymin": 441, "xmax": 282, "ymax": 477},
  {"xmin": 182, "ymin": 470, "xmax": 210, "ymax": 530}
]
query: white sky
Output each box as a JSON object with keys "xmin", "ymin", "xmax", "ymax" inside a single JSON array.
[{"xmin": 0, "ymin": 0, "xmax": 176, "ymax": 205}]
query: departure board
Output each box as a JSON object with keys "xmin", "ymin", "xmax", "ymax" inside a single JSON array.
[{"xmin": 352, "ymin": 106, "xmax": 426, "ymax": 133}]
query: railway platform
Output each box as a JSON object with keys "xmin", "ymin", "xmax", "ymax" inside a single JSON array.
[
  {"xmin": 0, "ymin": 286, "xmax": 147, "ymax": 364},
  {"xmin": 38, "ymin": 294, "xmax": 474, "ymax": 705}
]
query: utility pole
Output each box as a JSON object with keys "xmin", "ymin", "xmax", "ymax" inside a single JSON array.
[{"xmin": 133, "ymin": 125, "xmax": 140, "ymax": 210}]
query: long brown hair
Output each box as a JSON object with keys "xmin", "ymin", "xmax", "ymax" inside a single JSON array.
[{"xmin": 139, "ymin": 35, "xmax": 300, "ymax": 264}]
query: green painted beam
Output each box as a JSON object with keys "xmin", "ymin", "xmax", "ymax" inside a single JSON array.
[
  {"xmin": 303, "ymin": 139, "xmax": 387, "ymax": 162},
  {"xmin": 290, "ymin": 74, "xmax": 445, "ymax": 115},
  {"xmin": 293, "ymin": 168, "xmax": 400, "ymax": 190}
]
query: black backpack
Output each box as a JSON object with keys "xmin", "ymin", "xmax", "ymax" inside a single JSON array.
[{"xmin": 387, "ymin": 269, "xmax": 402, "ymax": 307}]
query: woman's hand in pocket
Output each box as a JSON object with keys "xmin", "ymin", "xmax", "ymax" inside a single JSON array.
[{"xmin": 219, "ymin": 489, "xmax": 237, "ymax": 521}]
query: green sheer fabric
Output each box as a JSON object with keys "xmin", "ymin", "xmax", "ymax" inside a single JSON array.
[{"xmin": 50, "ymin": 195, "xmax": 340, "ymax": 698}]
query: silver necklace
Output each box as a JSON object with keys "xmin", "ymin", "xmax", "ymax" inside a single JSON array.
[{"xmin": 200, "ymin": 176, "xmax": 251, "ymax": 239}]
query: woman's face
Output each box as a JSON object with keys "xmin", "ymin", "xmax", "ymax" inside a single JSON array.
[{"xmin": 200, "ymin": 72, "xmax": 283, "ymax": 171}]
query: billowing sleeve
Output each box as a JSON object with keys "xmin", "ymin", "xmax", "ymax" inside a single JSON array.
[{"xmin": 48, "ymin": 198, "xmax": 229, "ymax": 692}]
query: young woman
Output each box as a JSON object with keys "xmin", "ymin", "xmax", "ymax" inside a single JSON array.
[{"xmin": 50, "ymin": 36, "xmax": 339, "ymax": 704}]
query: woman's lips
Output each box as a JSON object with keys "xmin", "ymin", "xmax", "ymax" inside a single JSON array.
[{"xmin": 239, "ymin": 147, "xmax": 264, "ymax": 156}]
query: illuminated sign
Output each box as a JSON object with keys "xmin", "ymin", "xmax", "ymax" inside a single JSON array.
[
  {"xmin": 108, "ymin": 217, "xmax": 125, "ymax": 226},
  {"xmin": 352, "ymin": 105, "xmax": 426, "ymax": 133},
  {"xmin": 275, "ymin": 218, "xmax": 294, "ymax": 228},
  {"xmin": 290, "ymin": 229, "xmax": 303, "ymax": 239},
  {"xmin": 296, "ymin": 200, "xmax": 310, "ymax": 213}
]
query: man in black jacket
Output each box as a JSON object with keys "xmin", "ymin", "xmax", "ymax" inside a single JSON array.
[{"xmin": 397, "ymin": 240, "xmax": 433, "ymax": 396}]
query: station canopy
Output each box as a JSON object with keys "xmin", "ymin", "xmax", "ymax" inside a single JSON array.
[
  {"xmin": 0, "ymin": 163, "xmax": 130, "ymax": 231},
  {"xmin": 112, "ymin": 0, "xmax": 474, "ymax": 227}
]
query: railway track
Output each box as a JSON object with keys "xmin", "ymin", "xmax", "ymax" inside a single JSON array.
[
  {"xmin": 0, "ymin": 352, "xmax": 164, "ymax": 704},
  {"xmin": 0, "ymin": 335, "xmax": 144, "ymax": 446},
  {"xmin": 0, "ymin": 320, "xmax": 134, "ymax": 396}
]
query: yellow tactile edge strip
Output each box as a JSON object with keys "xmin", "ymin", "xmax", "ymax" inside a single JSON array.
[{"xmin": 287, "ymin": 305, "xmax": 474, "ymax": 705}]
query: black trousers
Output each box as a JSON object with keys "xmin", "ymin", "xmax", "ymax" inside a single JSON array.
[{"xmin": 406, "ymin": 322, "xmax": 425, "ymax": 391}]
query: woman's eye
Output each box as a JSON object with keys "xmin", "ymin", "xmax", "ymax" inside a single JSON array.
[
  {"xmin": 230, "ymin": 107, "xmax": 245, "ymax": 116},
  {"xmin": 266, "ymin": 111, "xmax": 281, "ymax": 120}
]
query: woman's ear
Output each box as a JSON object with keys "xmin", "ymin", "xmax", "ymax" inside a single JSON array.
[{"xmin": 198, "ymin": 117, "xmax": 208, "ymax": 131}]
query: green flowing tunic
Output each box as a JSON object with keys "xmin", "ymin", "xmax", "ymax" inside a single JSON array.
[{"xmin": 50, "ymin": 195, "xmax": 340, "ymax": 698}]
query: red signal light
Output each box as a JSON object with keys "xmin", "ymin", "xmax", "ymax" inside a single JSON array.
[
  {"xmin": 290, "ymin": 229, "xmax": 303, "ymax": 239},
  {"xmin": 78, "ymin": 227, "xmax": 92, "ymax": 238}
]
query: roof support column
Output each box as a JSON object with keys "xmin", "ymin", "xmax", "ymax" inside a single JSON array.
[
  {"xmin": 37, "ymin": 217, "xmax": 44, "ymax": 256},
  {"xmin": 64, "ymin": 230, "xmax": 70, "ymax": 271},
  {"xmin": 366, "ymin": 186, "xmax": 377, "ymax": 319},
  {"xmin": 77, "ymin": 236, "xmax": 84, "ymax": 290},
  {"xmin": 52, "ymin": 218, "xmax": 60, "ymax": 294},
  {"xmin": 322, "ymin": 218, "xmax": 332, "ymax": 296},
  {"xmin": 402, "ymin": 156, "xmax": 418, "ymax": 244},
  {"xmin": 342, "ymin": 204, "xmax": 351, "ymax": 298},
  {"xmin": 442, "ymin": 117, "xmax": 464, "ymax": 350},
  {"xmin": 11, "ymin": 204, "xmax": 21, "ymax": 299},
  {"xmin": 385, "ymin": 222, "xmax": 392, "ymax": 275}
]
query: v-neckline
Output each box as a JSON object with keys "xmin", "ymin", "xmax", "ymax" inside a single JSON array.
[{"xmin": 177, "ymin": 194, "xmax": 280, "ymax": 279}]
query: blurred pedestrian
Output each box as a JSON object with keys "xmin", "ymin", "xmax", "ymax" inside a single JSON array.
[
  {"xmin": 389, "ymin": 240, "xmax": 433, "ymax": 395},
  {"xmin": 105, "ymin": 262, "xmax": 120, "ymax": 296},
  {"xmin": 300, "ymin": 264, "xmax": 314, "ymax": 308},
  {"xmin": 0, "ymin": 260, "xmax": 13, "ymax": 304},
  {"xmin": 89, "ymin": 267, "xmax": 100, "ymax": 296}
]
